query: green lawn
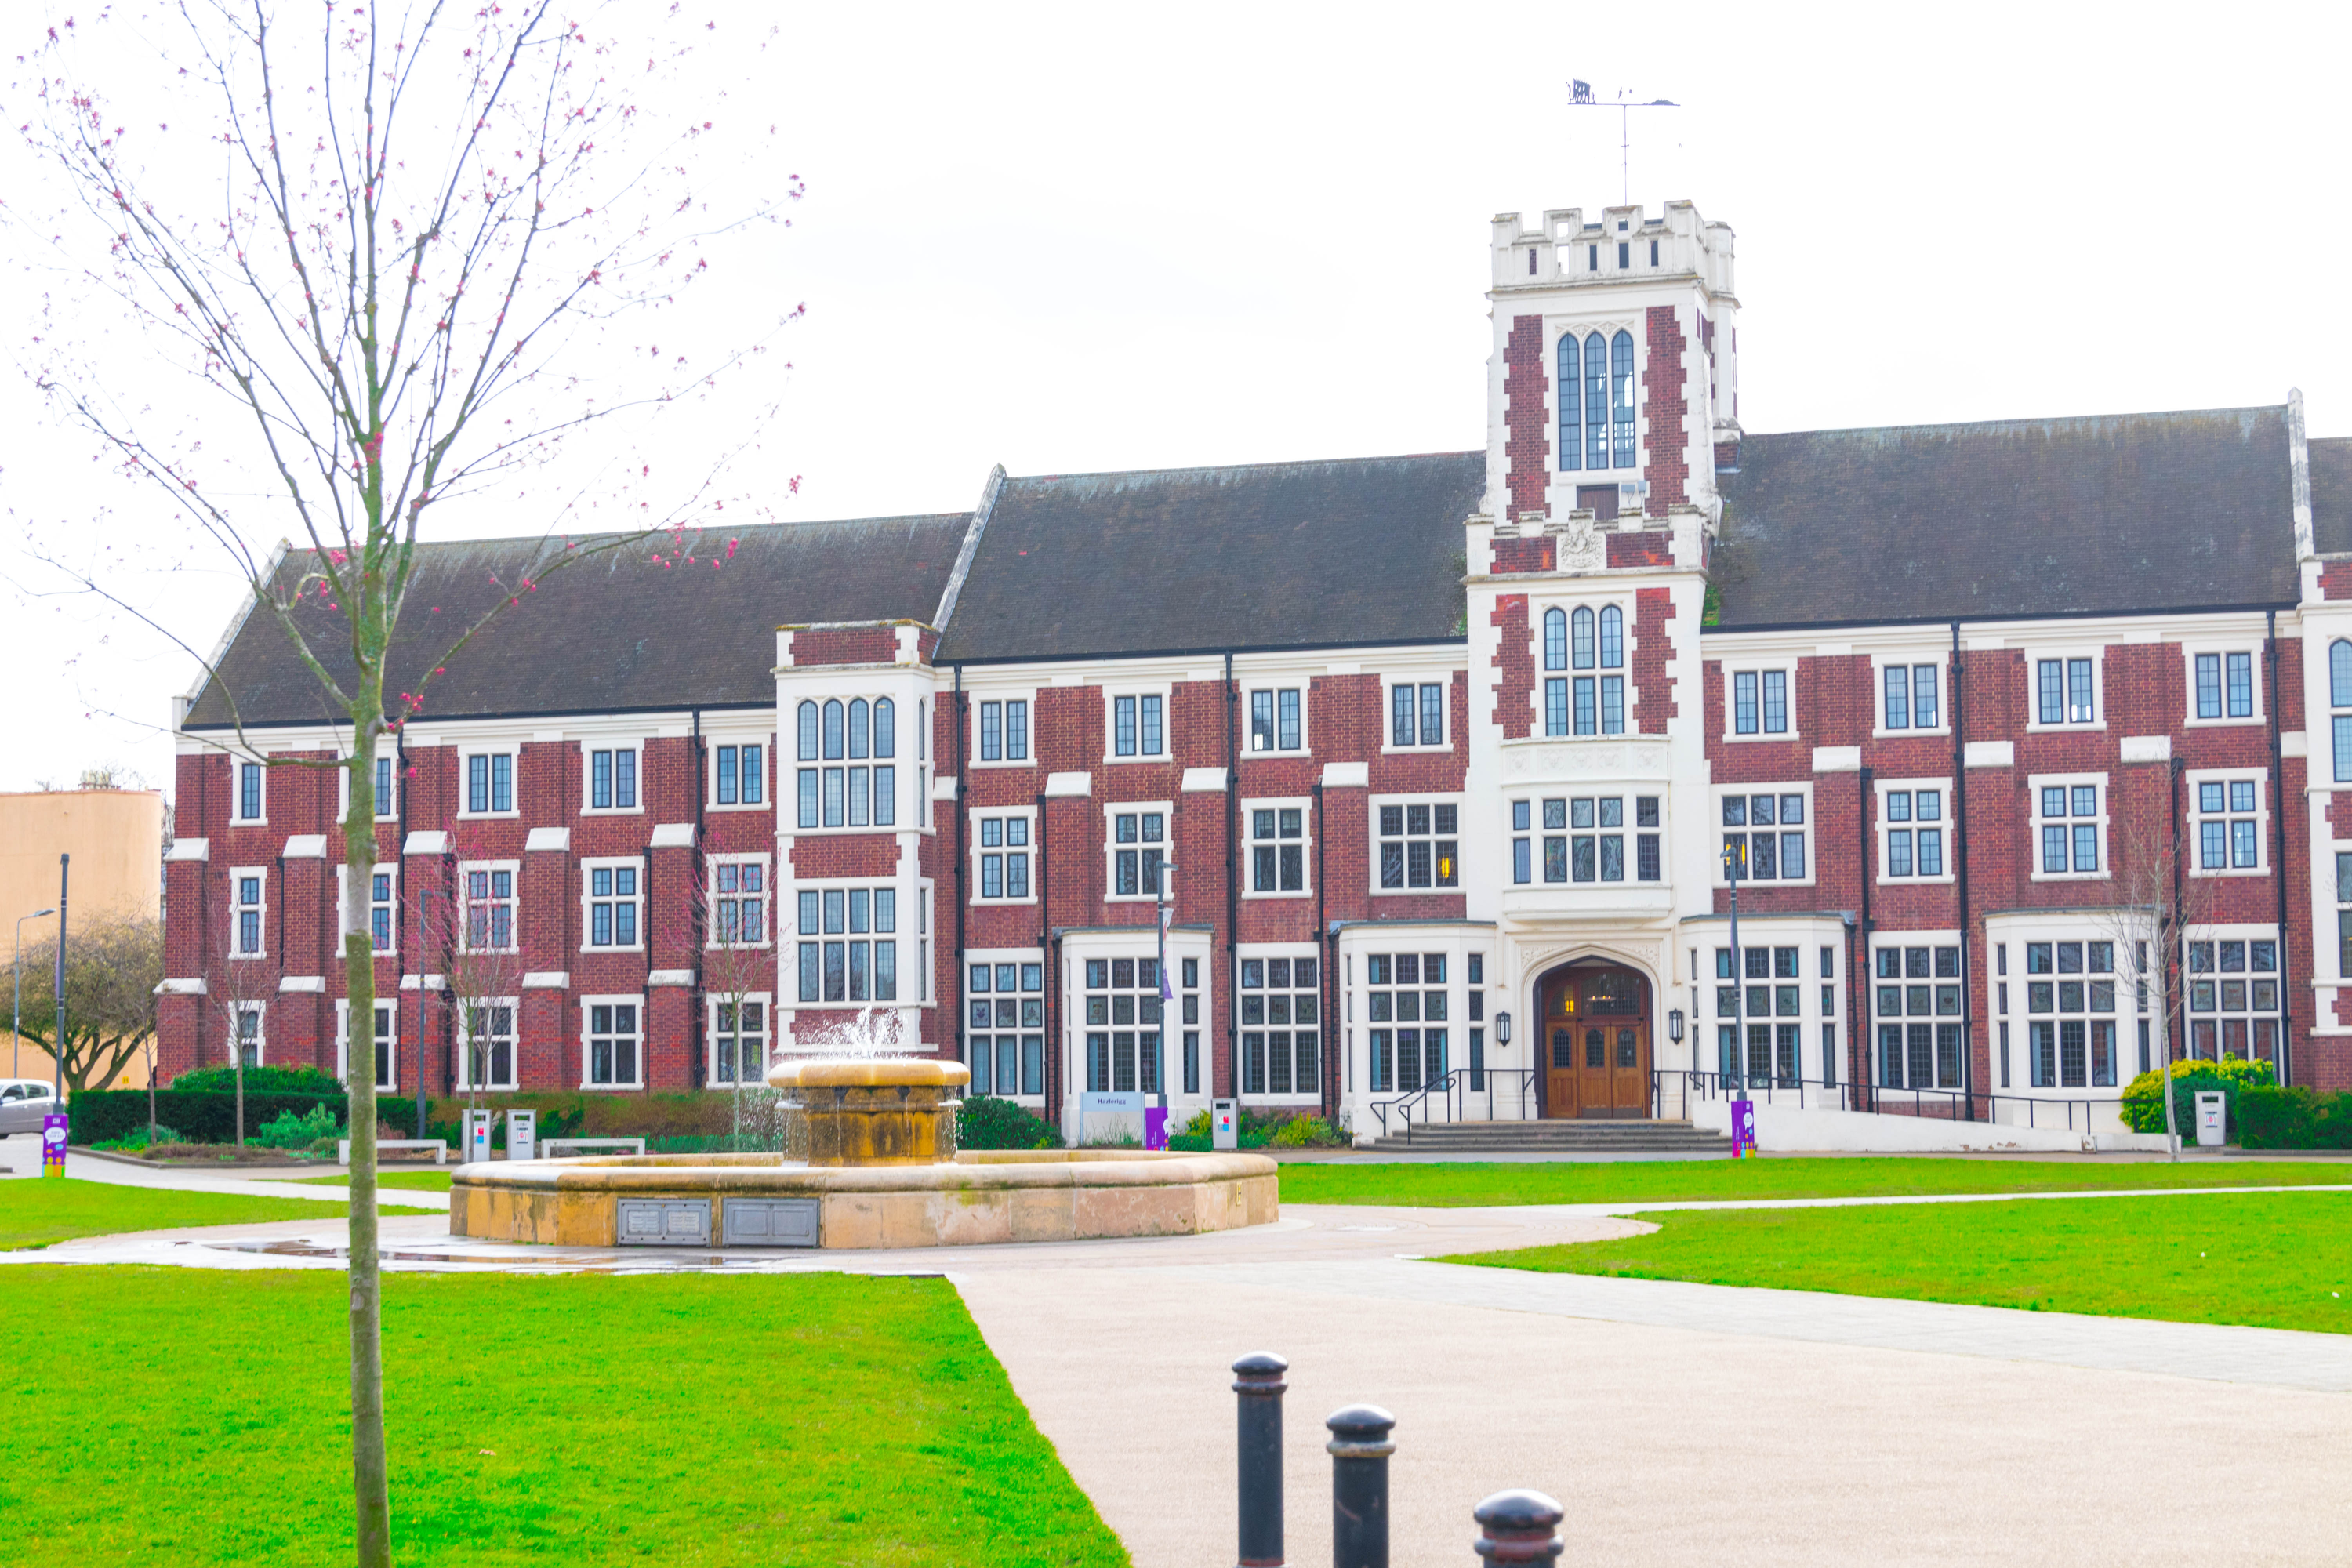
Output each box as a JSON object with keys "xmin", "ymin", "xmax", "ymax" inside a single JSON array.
[
  {"xmin": 0, "ymin": 1178, "xmax": 436, "ymax": 1250},
  {"xmin": 295, "ymin": 1170, "xmax": 455, "ymax": 1192},
  {"xmin": 1447, "ymin": 1191, "xmax": 2352, "ymax": 1334},
  {"xmin": 0, "ymin": 1267, "xmax": 1124, "ymax": 1566},
  {"xmin": 1279, "ymin": 1155, "xmax": 2352, "ymax": 1208}
]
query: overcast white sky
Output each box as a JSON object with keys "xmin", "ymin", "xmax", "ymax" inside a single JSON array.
[{"xmin": 2, "ymin": 0, "xmax": 2347, "ymax": 799}]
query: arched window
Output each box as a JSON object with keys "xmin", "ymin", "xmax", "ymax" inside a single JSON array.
[
  {"xmin": 1599, "ymin": 605, "xmax": 1624, "ymax": 669},
  {"xmin": 1583, "ymin": 332, "xmax": 1608, "ymax": 470},
  {"xmin": 797, "ymin": 701, "xmax": 820, "ymax": 762},
  {"xmin": 1610, "ymin": 330, "xmax": 1635, "ymax": 469},
  {"xmin": 1543, "ymin": 608, "xmax": 1568, "ymax": 670},
  {"xmin": 873, "ymin": 699, "xmax": 895, "ymax": 759},
  {"xmin": 1555, "ymin": 336, "xmax": 1581, "ymax": 472},
  {"xmin": 1571, "ymin": 607, "xmax": 1595, "ymax": 670},
  {"xmin": 848, "ymin": 699, "xmax": 870, "ymax": 760},
  {"xmin": 822, "ymin": 699, "xmax": 845, "ymax": 761}
]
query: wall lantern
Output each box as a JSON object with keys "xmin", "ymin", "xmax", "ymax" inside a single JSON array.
[
  {"xmin": 1495, "ymin": 1011, "xmax": 1512, "ymax": 1046},
  {"xmin": 1668, "ymin": 1009, "xmax": 1685, "ymax": 1043}
]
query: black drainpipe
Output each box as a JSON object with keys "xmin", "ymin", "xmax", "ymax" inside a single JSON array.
[
  {"xmin": 691, "ymin": 707, "xmax": 706, "ymax": 1089},
  {"xmin": 1224, "ymin": 652, "xmax": 1240, "ymax": 1104},
  {"xmin": 1951, "ymin": 621, "xmax": 1973, "ymax": 1119},
  {"xmin": 952, "ymin": 667, "xmax": 967, "ymax": 1077},
  {"xmin": 1312, "ymin": 779, "xmax": 1330, "ymax": 1117},
  {"xmin": 1857, "ymin": 763, "xmax": 1874, "ymax": 1110},
  {"xmin": 2169, "ymin": 756, "xmax": 2187, "ymax": 1064},
  {"xmin": 2267, "ymin": 609, "xmax": 2293, "ymax": 1086},
  {"xmin": 1037, "ymin": 786, "xmax": 1055, "ymax": 1125}
]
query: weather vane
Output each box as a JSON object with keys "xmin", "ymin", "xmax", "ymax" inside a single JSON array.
[{"xmin": 1568, "ymin": 81, "xmax": 1679, "ymax": 206}]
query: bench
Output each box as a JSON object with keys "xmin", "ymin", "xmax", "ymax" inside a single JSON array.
[
  {"xmin": 339, "ymin": 1138, "xmax": 449, "ymax": 1166},
  {"xmin": 542, "ymin": 1138, "xmax": 647, "ymax": 1159}
]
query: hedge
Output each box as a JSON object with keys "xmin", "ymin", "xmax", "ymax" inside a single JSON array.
[
  {"xmin": 2118, "ymin": 1056, "xmax": 2275, "ymax": 1138},
  {"xmin": 70, "ymin": 1089, "xmax": 346, "ymax": 1147},
  {"xmin": 2236, "ymin": 1086, "xmax": 2352, "ymax": 1150},
  {"xmin": 957, "ymin": 1095, "xmax": 1064, "ymax": 1151}
]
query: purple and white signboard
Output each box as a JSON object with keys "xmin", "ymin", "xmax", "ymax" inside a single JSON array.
[
  {"xmin": 1728, "ymin": 1099, "xmax": 1757, "ymax": 1160},
  {"xmin": 42, "ymin": 1112, "xmax": 69, "ymax": 1177}
]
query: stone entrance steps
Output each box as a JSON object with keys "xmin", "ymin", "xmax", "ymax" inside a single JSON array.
[{"xmin": 1359, "ymin": 1119, "xmax": 1732, "ymax": 1156}]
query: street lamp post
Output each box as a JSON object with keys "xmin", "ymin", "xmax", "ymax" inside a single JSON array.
[
  {"xmin": 13, "ymin": 909, "xmax": 58, "ymax": 1078},
  {"xmin": 1724, "ymin": 840, "xmax": 1746, "ymax": 1089}
]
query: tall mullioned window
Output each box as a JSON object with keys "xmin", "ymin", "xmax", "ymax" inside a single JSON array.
[
  {"xmin": 1377, "ymin": 803, "xmax": 1457, "ymax": 890},
  {"xmin": 2332, "ymin": 641, "xmax": 2352, "ymax": 782},
  {"xmin": 1878, "ymin": 944, "xmax": 1962, "ymax": 1090},
  {"xmin": 1239, "ymin": 955, "xmax": 1319, "ymax": 1096},
  {"xmin": 798, "ymin": 887, "xmax": 898, "ymax": 1004},
  {"xmin": 1366, "ymin": 952, "xmax": 1445, "ymax": 1093},
  {"xmin": 1610, "ymin": 329, "xmax": 1635, "ymax": 468},
  {"xmin": 969, "ymin": 960, "xmax": 1044, "ymax": 1097},
  {"xmin": 1086, "ymin": 957, "xmax": 1166, "ymax": 1095},
  {"xmin": 2194, "ymin": 652, "xmax": 2254, "ymax": 720},
  {"xmin": 1555, "ymin": 334, "xmax": 1581, "ymax": 471},
  {"xmin": 1882, "ymin": 664, "xmax": 1940, "ymax": 729},
  {"xmin": 797, "ymin": 698, "xmax": 895, "ymax": 829}
]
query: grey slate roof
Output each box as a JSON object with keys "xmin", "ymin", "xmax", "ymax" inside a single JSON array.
[
  {"xmin": 183, "ymin": 513, "xmax": 970, "ymax": 728},
  {"xmin": 2310, "ymin": 437, "xmax": 2352, "ymax": 556},
  {"xmin": 934, "ymin": 453, "xmax": 1486, "ymax": 662},
  {"xmin": 1710, "ymin": 406, "xmax": 2299, "ymax": 630}
]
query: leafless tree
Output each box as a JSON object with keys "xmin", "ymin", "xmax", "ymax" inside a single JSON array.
[
  {"xmin": 2090, "ymin": 793, "xmax": 2218, "ymax": 1160},
  {"xmin": 426, "ymin": 833, "xmax": 527, "ymax": 1121},
  {"xmin": 203, "ymin": 902, "xmax": 278, "ymax": 1147},
  {"xmin": 13, "ymin": 911, "xmax": 164, "ymax": 1094},
  {"xmin": 699, "ymin": 855, "xmax": 777, "ymax": 1144},
  {"xmin": 13, "ymin": 8, "xmax": 793, "ymax": 1559}
]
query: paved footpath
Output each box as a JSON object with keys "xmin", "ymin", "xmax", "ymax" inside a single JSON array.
[{"xmin": 12, "ymin": 1157, "xmax": 2352, "ymax": 1565}]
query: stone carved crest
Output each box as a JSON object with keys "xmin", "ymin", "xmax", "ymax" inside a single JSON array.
[{"xmin": 1555, "ymin": 510, "xmax": 1605, "ymax": 572}]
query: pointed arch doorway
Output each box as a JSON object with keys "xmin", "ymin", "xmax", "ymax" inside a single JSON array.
[{"xmin": 1537, "ymin": 960, "xmax": 1653, "ymax": 1119}]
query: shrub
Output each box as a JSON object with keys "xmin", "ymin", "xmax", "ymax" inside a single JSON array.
[
  {"xmin": 70, "ymin": 1089, "xmax": 344, "ymax": 1146},
  {"xmin": 1269, "ymin": 1113, "xmax": 1348, "ymax": 1148},
  {"xmin": 172, "ymin": 1064, "xmax": 343, "ymax": 1096},
  {"xmin": 2119, "ymin": 1056, "xmax": 2275, "ymax": 1138},
  {"xmin": 2237, "ymin": 1085, "xmax": 2352, "ymax": 1150},
  {"xmin": 252, "ymin": 1103, "xmax": 342, "ymax": 1150},
  {"xmin": 90, "ymin": 1123, "xmax": 184, "ymax": 1152},
  {"xmin": 958, "ymin": 1095, "xmax": 1064, "ymax": 1151}
]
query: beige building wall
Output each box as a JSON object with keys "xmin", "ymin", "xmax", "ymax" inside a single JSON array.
[{"xmin": 0, "ymin": 789, "xmax": 165, "ymax": 1091}]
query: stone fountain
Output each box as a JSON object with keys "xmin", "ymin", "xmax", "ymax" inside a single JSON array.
[{"xmin": 450, "ymin": 1019, "xmax": 1276, "ymax": 1250}]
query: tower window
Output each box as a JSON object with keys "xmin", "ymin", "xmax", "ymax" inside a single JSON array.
[
  {"xmin": 1588, "ymin": 244, "xmax": 1598, "ymax": 272},
  {"xmin": 1584, "ymin": 331, "xmax": 1607, "ymax": 468},
  {"xmin": 1527, "ymin": 247, "xmax": 1537, "ymax": 275},
  {"xmin": 1650, "ymin": 239, "xmax": 1659, "ymax": 266},
  {"xmin": 1555, "ymin": 336, "xmax": 1581, "ymax": 473},
  {"xmin": 1617, "ymin": 241, "xmax": 1629, "ymax": 268},
  {"xmin": 1610, "ymin": 330, "xmax": 1635, "ymax": 469}
]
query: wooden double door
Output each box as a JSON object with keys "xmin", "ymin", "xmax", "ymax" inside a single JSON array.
[{"xmin": 1541, "ymin": 965, "xmax": 1651, "ymax": 1119}]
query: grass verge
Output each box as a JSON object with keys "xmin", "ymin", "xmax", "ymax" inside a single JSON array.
[
  {"xmin": 1279, "ymin": 1155, "xmax": 2352, "ymax": 1208},
  {"xmin": 0, "ymin": 1266, "xmax": 1127, "ymax": 1566},
  {"xmin": 0, "ymin": 1178, "xmax": 435, "ymax": 1250},
  {"xmin": 293, "ymin": 1171, "xmax": 454, "ymax": 1192},
  {"xmin": 1446, "ymin": 1191, "xmax": 2352, "ymax": 1334}
]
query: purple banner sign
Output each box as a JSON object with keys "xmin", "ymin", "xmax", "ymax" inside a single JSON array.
[
  {"xmin": 1728, "ymin": 1099, "xmax": 1757, "ymax": 1160},
  {"xmin": 42, "ymin": 1111, "xmax": 69, "ymax": 1177}
]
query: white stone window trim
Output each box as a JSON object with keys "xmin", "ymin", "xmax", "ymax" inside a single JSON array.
[
  {"xmin": 1378, "ymin": 675, "xmax": 1453, "ymax": 755},
  {"xmin": 2180, "ymin": 639, "xmax": 2267, "ymax": 729},
  {"xmin": 456, "ymin": 858, "xmax": 523, "ymax": 955},
  {"xmin": 2184, "ymin": 769, "xmax": 2270, "ymax": 879},
  {"xmin": 970, "ymin": 807, "xmax": 1040, "ymax": 906},
  {"xmin": 706, "ymin": 731, "xmax": 775, "ymax": 813},
  {"xmin": 1985, "ymin": 915, "xmax": 2151, "ymax": 1098},
  {"xmin": 968, "ymin": 688, "xmax": 1039, "ymax": 770},
  {"xmin": 707, "ymin": 989, "xmax": 775, "ymax": 1087},
  {"xmin": 230, "ymin": 757, "xmax": 270, "ymax": 826},
  {"xmin": 2026, "ymin": 771, "xmax": 2111, "ymax": 883},
  {"xmin": 334, "ymin": 996, "xmax": 399, "ymax": 1091},
  {"xmin": 786, "ymin": 880, "xmax": 906, "ymax": 1008},
  {"xmin": 335, "ymin": 862, "xmax": 401, "ymax": 956},
  {"xmin": 1101, "ymin": 800, "xmax": 1175, "ymax": 903},
  {"xmin": 336, "ymin": 753, "xmax": 401, "ymax": 821},
  {"xmin": 1534, "ymin": 598, "xmax": 1635, "ymax": 739},
  {"xmin": 1102, "ymin": 679, "xmax": 1177, "ymax": 764},
  {"xmin": 2023, "ymin": 648, "xmax": 2107, "ymax": 733},
  {"xmin": 1718, "ymin": 659, "xmax": 1798, "ymax": 743},
  {"xmin": 706, "ymin": 851, "xmax": 776, "ymax": 950},
  {"xmin": 1709, "ymin": 783, "xmax": 1817, "ymax": 889},
  {"xmin": 227, "ymin": 864, "xmax": 270, "ymax": 960},
  {"xmin": 230, "ymin": 999, "xmax": 267, "ymax": 1067},
  {"xmin": 578, "ymin": 993, "xmax": 647, "ymax": 1091},
  {"xmin": 1874, "ymin": 776, "xmax": 1957, "ymax": 887},
  {"xmin": 579, "ymin": 739, "xmax": 648, "ymax": 816},
  {"xmin": 456, "ymin": 748, "xmax": 522, "ymax": 818},
  {"xmin": 964, "ymin": 944, "xmax": 1051, "ymax": 1105},
  {"xmin": 1548, "ymin": 320, "xmax": 1642, "ymax": 476},
  {"xmin": 453, "ymin": 993, "xmax": 521, "ymax": 1091},
  {"xmin": 1241, "ymin": 682, "xmax": 1311, "ymax": 757},
  {"xmin": 1869, "ymin": 653, "xmax": 1952, "ymax": 739},
  {"xmin": 579, "ymin": 854, "xmax": 648, "ymax": 954},
  {"xmin": 1368, "ymin": 793, "xmax": 1465, "ymax": 898},
  {"xmin": 1236, "ymin": 940, "xmax": 1326, "ymax": 1104},
  {"xmin": 1242, "ymin": 795, "xmax": 1315, "ymax": 902}
]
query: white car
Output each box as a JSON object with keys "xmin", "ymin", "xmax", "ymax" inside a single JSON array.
[{"xmin": 0, "ymin": 1079, "xmax": 65, "ymax": 1136}]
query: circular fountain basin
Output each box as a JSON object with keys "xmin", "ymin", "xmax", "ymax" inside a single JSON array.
[
  {"xmin": 768, "ymin": 1055, "xmax": 967, "ymax": 1167},
  {"xmin": 448, "ymin": 1148, "xmax": 1279, "ymax": 1250}
]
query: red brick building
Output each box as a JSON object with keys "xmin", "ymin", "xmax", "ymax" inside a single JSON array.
[{"xmin": 159, "ymin": 200, "xmax": 2352, "ymax": 1142}]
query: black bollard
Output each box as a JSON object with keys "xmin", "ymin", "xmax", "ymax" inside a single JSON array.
[
  {"xmin": 1325, "ymin": 1403, "xmax": 1396, "ymax": 1568},
  {"xmin": 1472, "ymin": 1490, "xmax": 1564, "ymax": 1564},
  {"xmin": 1233, "ymin": 1352, "xmax": 1289, "ymax": 1567}
]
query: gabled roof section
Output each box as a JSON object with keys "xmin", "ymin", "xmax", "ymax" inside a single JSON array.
[
  {"xmin": 934, "ymin": 452, "xmax": 1485, "ymax": 663},
  {"xmin": 183, "ymin": 513, "xmax": 971, "ymax": 728},
  {"xmin": 1711, "ymin": 406, "xmax": 2298, "ymax": 630},
  {"xmin": 2309, "ymin": 436, "xmax": 2352, "ymax": 557}
]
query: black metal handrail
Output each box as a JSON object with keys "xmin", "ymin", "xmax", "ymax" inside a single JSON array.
[
  {"xmin": 1653, "ymin": 1069, "xmax": 2128, "ymax": 1134},
  {"xmin": 1368, "ymin": 1068, "xmax": 1537, "ymax": 1141}
]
